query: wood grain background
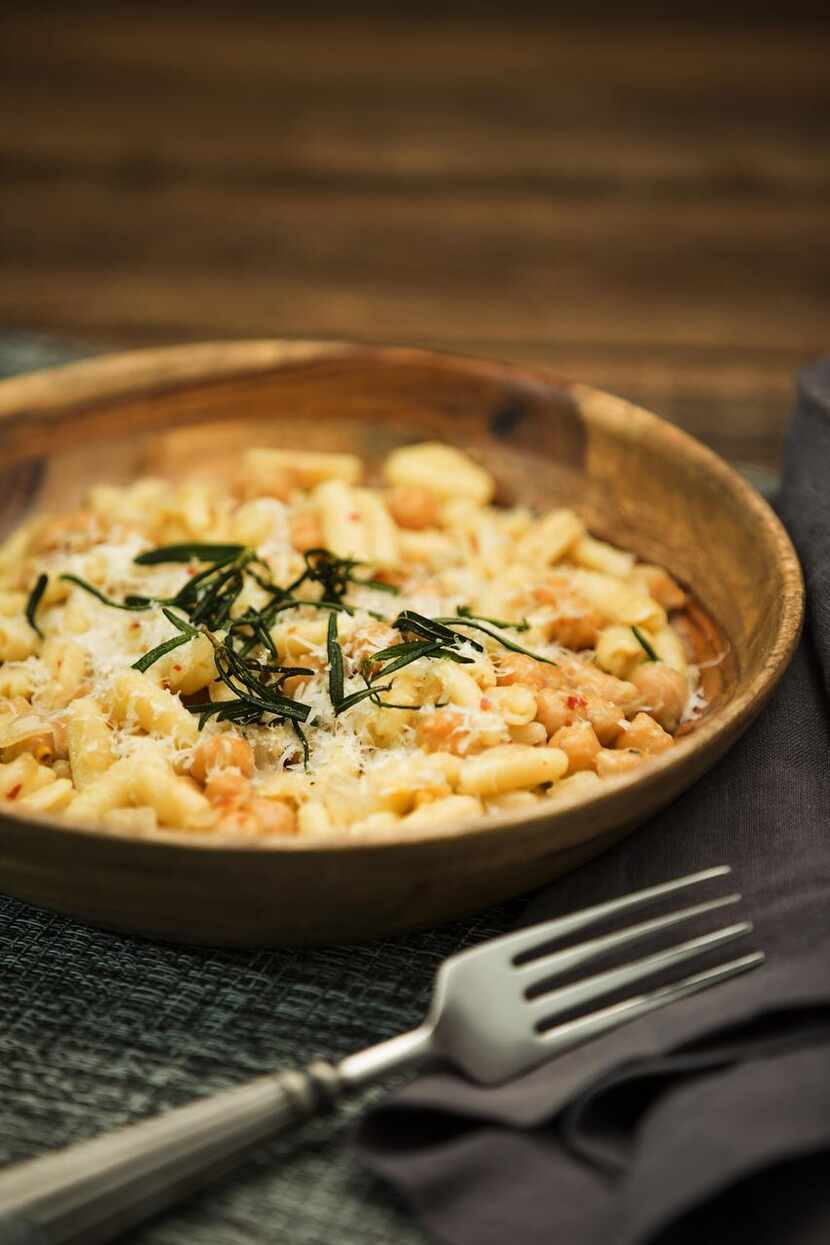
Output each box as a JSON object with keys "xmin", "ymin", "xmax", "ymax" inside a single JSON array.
[{"xmin": 1, "ymin": 9, "xmax": 827, "ymax": 471}]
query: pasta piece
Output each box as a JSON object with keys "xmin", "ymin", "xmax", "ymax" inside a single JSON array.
[
  {"xmin": 458, "ymin": 744, "xmax": 568, "ymax": 797},
  {"xmin": 103, "ymin": 807, "xmax": 159, "ymax": 836},
  {"xmin": 313, "ymin": 479, "xmax": 371, "ymax": 562},
  {"xmin": 437, "ymin": 664, "xmax": 486, "ymax": 710},
  {"xmin": 70, "ymin": 755, "xmax": 213, "ymax": 830},
  {"xmin": 0, "ymin": 666, "xmax": 35, "ymax": 698},
  {"xmin": 231, "ymin": 498, "xmax": 289, "ymax": 547},
  {"xmin": 0, "ymin": 714, "xmax": 56, "ymax": 764},
  {"xmin": 508, "ymin": 721, "xmax": 548, "ymax": 746},
  {"xmin": 19, "ymin": 778, "xmax": 74, "ymax": 813},
  {"xmin": 401, "ymin": 794, "xmax": 483, "ymax": 829},
  {"xmin": 651, "ymin": 625, "xmax": 688, "ymax": 675},
  {"xmin": 386, "ymin": 485, "xmax": 440, "ymax": 530},
  {"xmin": 152, "ymin": 634, "xmax": 216, "ymax": 695},
  {"xmin": 297, "ymin": 801, "xmax": 334, "ymax": 837},
  {"xmin": 0, "ymin": 754, "xmax": 52, "ymax": 799},
  {"xmin": 67, "ymin": 698, "xmax": 117, "ymax": 789},
  {"xmin": 384, "ymin": 443, "xmax": 494, "ymax": 505},
  {"xmin": 560, "ymin": 568, "xmax": 666, "ymax": 631},
  {"xmin": 485, "ymin": 790, "xmax": 540, "ymax": 813},
  {"xmin": 242, "ymin": 448, "xmax": 362, "ymax": 498},
  {"xmin": 353, "ymin": 488, "xmax": 400, "ymax": 567},
  {"xmin": 571, "ymin": 535, "xmax": 634, "ymax": 579},
  {"xmin": 37, "ymin": 637, "xmax": 88, "ymax": 709},
  {"xmin": 515, "ymin": 509, "xmax": 584, "ymax": 566},
  {"xmin": 0, "ymin": 616, "xmax": 38, "ymax": 661},
  {"xmin": 484, "ymin": 684, "xmax": 537, "ymax": 726},
  {"xmin": 109, "ymin": 670, "xmax": 198, "ymax": 747},
  {"xmin": 594, "ymin": 625, "xmax": 645, "ymax": 680}
]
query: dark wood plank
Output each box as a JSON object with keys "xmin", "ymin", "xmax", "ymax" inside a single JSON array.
[{"xmin": 0, "ymin": 13, "xmax": 827, "ymax": 470}]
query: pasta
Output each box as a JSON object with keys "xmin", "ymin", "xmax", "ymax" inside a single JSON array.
[{"xmin": 0, "ymin": 443, "xmax": 702, "ymax": 840}]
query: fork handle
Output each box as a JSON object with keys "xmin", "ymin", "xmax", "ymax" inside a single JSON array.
[{"xmin": 0, "ymin": 1061, "xmax": 342, "ymax": 1245}]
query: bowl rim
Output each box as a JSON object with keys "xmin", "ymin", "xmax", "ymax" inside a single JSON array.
[{"xmin": 0, "ymin": 338, "xmax": 805, "ymax": 857}]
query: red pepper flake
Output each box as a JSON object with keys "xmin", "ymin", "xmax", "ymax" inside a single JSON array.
[
  {"xmin": 566, "ymin": 694, "xmax": 587, "ymax": 710},
  {"xmin": 172, "ymin": 664, "xmax": 182, "ymax": 672},
  {"xmin": 480, "ymin": 696, "xmax": 492, "ymax": 711},
  {"xmin": 7, "ymin": 784, "xmax": 21, "ymax": 800}
]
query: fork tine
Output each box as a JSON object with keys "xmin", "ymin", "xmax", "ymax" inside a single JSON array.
[
  {"xmin": 537, "ymin": 951, "xmax": 764, "ymax": 1055},
  {"xmin": 518, "ymin": 894, "xmax": 741, "ymax": 984},
  {"xmin": 529, "ymin": 921, "xmax": 752, "ymax": 1020},
  {"xmin": 493, "ymin": 866, "xmax": 732, "ymax": 964}
]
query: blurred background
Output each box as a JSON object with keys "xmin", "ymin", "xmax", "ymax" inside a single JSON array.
[{"xmin": 1, "ymin": 3, "xmax": 827, "ymax": 479}]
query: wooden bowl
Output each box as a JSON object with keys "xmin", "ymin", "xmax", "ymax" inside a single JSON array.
[{"xmin": 0, "ymin": 342, "xmax": 803, "ymax": 946}]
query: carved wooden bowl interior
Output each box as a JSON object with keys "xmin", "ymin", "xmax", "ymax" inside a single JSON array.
[{"xmin": 0, "ymin": 342, "xmax": 803, "ymax": 945}]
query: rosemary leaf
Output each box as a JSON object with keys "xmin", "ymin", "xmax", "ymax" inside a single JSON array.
[
  {"xmin": 456, "ymin": 605, "xmax": 530, "ymax": 632},
  {"xmin": 25, "ymin": 573, "xmax": 48, "ymax": 638},
  {"xmin": 291, "ymin": 719, "xmax": 311, "ymax": 769},
  {"xmin": 434, "ymin": 617, "xmax": 556, "ymax": 666},
  {"xmin": 60, "ymin": 574, "xmax": 151, "ymax": 611},
  {"xmin": 632, "ymin": 625, "xmax": 659, "ymax": 661},
  {"xmin": 132, "ymin": 632, "xmax": 191, "ymax": 673},
  {"xmin": 373, "ymin": 641, "xmax": 445, "ymax": 679},
  {"xmin": 134, "ymin": 543, "xmax": 247, "ymax": 566},
  {"xmin": 350, "ymin": 575, "xmax": 400, "ymax": 595},
  {"xmin": 334, "ymin": 682, "xmax": 394, "ymax": 715},
  {"xmin": 327, "ymin": 612, "xmax": 345, "ymax": 706},
  {"xmin": 161, "ymin": 607, "xmax": 200, "ymax": 637}
]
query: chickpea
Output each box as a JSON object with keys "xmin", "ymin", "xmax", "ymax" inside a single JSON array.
[
  {"xmin": 496, "ymin": 652, "xmax": 565, "ymax": 692},
  {"xmin": 536, "ymin": 689, "xmax": 583, "ymax": 737},
  {"xmin": 191, "ymin": 734, "xmax": 255, "ymax": 784},
  {"xmin": 583, "ymin": 696, "xmax": 625, "ymax": 746},
  {"xmin": 617, "ymin": 711, "xmax": 673, "ymax": 756},
  {"xmin": 631, "ymin": 662, "xmax": 688, "ymax": 732},
  {"xmin": 496, "ymin": 652, "xmax": 545, "ymax": 690},
  {"xmin": 550, "ymin": 720, "xmax": 601, "ymax": 773},
  {"xmin": 534, "ymin": 582, "xmax": 603, "ymax": 650},
  {"xmin": 595, "ymin": 748, "xmax": 644, "ymax": 779},
  {"xmin": 559, "ymin": 657, "xmax": 639, "ymax": 708},
  {"xmin": 290, "ymin": 510, "xmax": 324, "ymax": 553},
  {"xmin": 249, "ymin": 797, "xmax": 298, "ymax": 836},
  {"xmin": 205, "ymin": 769, "xmax": 252, "ymax": 809},
  {"xmin": 416, "ymin": 707, "xmax": 469, "ymax": 755},
  {"xmin": 386, "ymin": 485, "xmax": 440, "ymax": 530}
]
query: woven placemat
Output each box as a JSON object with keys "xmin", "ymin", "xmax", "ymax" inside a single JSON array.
[{"xmin": 0, "ymin": 333, "xmax": 520, "ymax": 1244}]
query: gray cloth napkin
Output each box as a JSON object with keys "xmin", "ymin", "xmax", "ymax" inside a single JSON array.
[{"xmin": 356, "ymin": 359, "xmax": 830, "ymax": 1245}]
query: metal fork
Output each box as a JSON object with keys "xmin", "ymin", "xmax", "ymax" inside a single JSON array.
[{"xmin": 0, "ymin": 866, "xmax": 762, "ymax": 1245}]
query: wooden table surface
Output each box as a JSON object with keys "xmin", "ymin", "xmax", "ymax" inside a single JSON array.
[{"xmin": 1, "ymin": 11, "xmax": 827, "ymax": 474}]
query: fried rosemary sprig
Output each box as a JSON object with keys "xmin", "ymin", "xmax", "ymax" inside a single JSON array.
[
  {"xmin": 24, "ymin": 573, "xmax": 49, "ymax": 638},
  {"xmin": 632, "ymin": 625, "xmax": 658, "ymax": 661}
]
